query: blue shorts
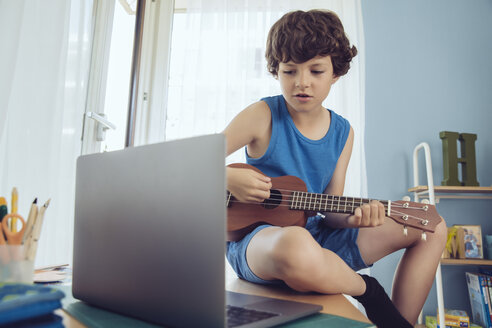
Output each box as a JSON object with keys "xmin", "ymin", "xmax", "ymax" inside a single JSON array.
[{"xmin": 226, "ymin": 216, "xmax": 370, "ymax": 285}]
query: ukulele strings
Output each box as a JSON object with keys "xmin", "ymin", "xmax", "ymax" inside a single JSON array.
[
  {"xmin": 228, "ymin": 187, "xmax": 427, "ymax": 211},
  {"xmin": 227, "ymin": 187, "xmax": 431, "ymax": 224},
  {"xmin": 226, "ymin": 197, "xmax": 423, "ymax": 211},
  {"xmin": 228, "ymin": 195, "xmax": 426, "ymax": 213},
  {"xmin": 272, "ymin": 188, "xmax": 428, "ymax": 211},
  {"xmin": 226, "ymin": 198, "xmax": 428, "ymax": 224},
  {"xmin": 276, "ymin": 189, "xmax": 425, "ymax": 211}
]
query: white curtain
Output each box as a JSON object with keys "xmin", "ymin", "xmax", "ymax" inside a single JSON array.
[
  {"xmin": 0, "ymin": 0, "xmax": 93, "ymax": 266},
  {"xmin": 167, "ymin": 0, "xmax": 367, "ymax": 198}
]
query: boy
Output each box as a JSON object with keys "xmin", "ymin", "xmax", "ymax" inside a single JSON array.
[{"xmin": 224, "ymin": 9, "xmax": 447, "ymax": 328}]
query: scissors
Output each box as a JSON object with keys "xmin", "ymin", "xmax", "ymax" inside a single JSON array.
[{"xmin": 0, "ymin": 213, "xmax": 26, "ymax": 245}]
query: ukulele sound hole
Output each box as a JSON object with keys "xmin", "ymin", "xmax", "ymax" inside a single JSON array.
[{"xmin": 263, "ymin": 189, "xmax": 282, "ymax": 209}]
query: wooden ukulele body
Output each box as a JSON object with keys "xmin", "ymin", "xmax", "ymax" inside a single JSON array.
[{"xmin": 227, "ymin": 163, "xmax": 309, "ymax": 241}]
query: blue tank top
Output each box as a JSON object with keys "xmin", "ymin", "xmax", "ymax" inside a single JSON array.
[{"xmin": 246, "ymin": 95, "xmax": 350, "ymax": 194}]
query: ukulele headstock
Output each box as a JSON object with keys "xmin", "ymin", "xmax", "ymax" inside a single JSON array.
[{"xmin": 388, "ymin": 199, "xmax": 442, "ymax": 240}]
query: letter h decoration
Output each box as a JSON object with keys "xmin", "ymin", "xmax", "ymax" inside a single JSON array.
[{"xmin": 439, "ymin": 131, "xmax": 479, "ymax": 186}]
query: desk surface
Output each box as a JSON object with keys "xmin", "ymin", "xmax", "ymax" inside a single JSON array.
[
  {"xmin": 58, "ymin": 265, "xmax": 371, "ymax": 327},
  {"xmin": 225, "ymin": 266, "xmax": 370, "ymax": 324}
]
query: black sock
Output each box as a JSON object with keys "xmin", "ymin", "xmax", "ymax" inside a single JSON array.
[{"xmin": 353, "ymin": 274, "xmax": 413, "ymax": 328}]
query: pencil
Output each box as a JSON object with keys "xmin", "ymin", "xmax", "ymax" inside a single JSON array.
[
  {"xmin": 22, "ymin": 198, "xmax": 38, "ymax": 244},
  {"xmin": 11, "ymin": 187, "xmax": 18, "ymax": 232},
  {"xmin": 26, "ymin": 198, "xmax": 50, "ymax": 261},
  {"xmin": 0, "ymin": 197, "xmax": 7, "ymax": 223}
]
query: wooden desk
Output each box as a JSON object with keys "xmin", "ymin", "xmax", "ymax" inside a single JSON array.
[
  {"xmin": 226, "ymin": 278, "xmax": 371, "ymax": 324},
  {"xmin": 58, "ymin": 265, "xmax": 371, "ymax": 327},
  {"xmin": 225, "ymin": 263, "xmax": 370, "ymax": 324},
  {"xmin": 57, "ymin": 308, "xmax": 85, "ymax": 328}
]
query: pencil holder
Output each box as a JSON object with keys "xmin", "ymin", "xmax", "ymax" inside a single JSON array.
[{"xmin": 0, "ymin": 245, "xmax": 33, "ymax": 283}]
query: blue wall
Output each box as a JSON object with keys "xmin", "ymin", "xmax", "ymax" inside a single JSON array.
[{"xmin": 362, "ymin": 0, "xmax": 492, "ymax": 318}]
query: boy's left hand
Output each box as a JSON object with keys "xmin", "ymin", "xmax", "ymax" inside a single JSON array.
[{"xmin": 346, "ymin": 200, "xmax": 386, "ymax": 228}]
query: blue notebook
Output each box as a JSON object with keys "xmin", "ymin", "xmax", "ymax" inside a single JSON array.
[{"xmin": 0, "ymin": 283, "xmax": 65, "ymax": 326}]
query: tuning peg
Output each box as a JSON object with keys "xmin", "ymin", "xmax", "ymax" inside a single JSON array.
[
  {"xmin": 421, "ymin": 231, "xmax": 427, "ymax": 241},
  {"xmin": 403, "ymin": 226, "xmax": 408, "ymax": 236},
  {"xmin": 421, "ymin": 199, "xmax": 430, "ymax": 204},
  {"xmin": 402, "ymin": 196, "xmax": 411, "ymax": 202}
]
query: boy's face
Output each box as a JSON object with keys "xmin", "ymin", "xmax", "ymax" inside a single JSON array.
[{"xmin": 277, "ymin": 56, "xmax": 339, "ymax": 115}]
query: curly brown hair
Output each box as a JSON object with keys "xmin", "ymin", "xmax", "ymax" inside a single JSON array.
[{"xmin": 265, "ymin": 10, "xmax": 357, "ymax": 77}]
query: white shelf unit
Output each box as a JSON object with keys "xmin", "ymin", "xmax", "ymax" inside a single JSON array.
[{"xmin": 410, "ymin": 142, "xmax": 492, "ymax": 328}]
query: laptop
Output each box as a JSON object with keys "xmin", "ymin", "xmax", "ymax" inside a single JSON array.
[{"xmin": 72, "ymin": 134, "xmax": 322, "ymax": 327}]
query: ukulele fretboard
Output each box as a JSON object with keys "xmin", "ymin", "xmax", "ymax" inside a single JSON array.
[{"xmin": 289, "ymin": 191, "xmax": 390, "ymax": 214}]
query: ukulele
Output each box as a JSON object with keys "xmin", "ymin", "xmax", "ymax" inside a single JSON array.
[{"xmin": 226, "ymin": 163, "xmax": 442, "ymax": 241}]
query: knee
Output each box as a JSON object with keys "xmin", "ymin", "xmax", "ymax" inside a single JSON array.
[
  {"xmin": 431, "ymin": 217, "xmax": 448, "ymax": 249},
  {"xmin": 268, "ymin": 226, "xmax": 321, "ymax": 277}
]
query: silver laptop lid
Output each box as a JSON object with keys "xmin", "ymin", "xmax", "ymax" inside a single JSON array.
[{"xmin": 73, "ymin": 134, "xmax": 226, "ymax": 327}]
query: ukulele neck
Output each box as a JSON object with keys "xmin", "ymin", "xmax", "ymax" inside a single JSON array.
[{"xmin": 289, "ymin": 191, "xmax": 390, "ymax": 215}]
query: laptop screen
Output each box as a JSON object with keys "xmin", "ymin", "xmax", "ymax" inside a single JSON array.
[{"xmin": 73, "ymin": 134, "xmax": 227, "ymax": 327}]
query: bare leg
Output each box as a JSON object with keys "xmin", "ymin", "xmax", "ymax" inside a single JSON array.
[
  {"xmin": 357, "ymin": 217, "xmax": 447, "ymax": 324},
  {"xmin": 246, "ymin": 225, "xmax": 416, "ymax": 328},
  {"xmin": 246, "ymin": 226, "xmax": 366, "ymax": 295}
]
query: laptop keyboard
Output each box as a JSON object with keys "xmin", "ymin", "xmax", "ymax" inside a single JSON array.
[{"xmin": 227, "ymin": 305, "xmax": 280, "ymax": 327}]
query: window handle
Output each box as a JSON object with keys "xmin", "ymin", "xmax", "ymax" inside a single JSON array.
[{"xmin": 85, "ymin": 112, "xmax": 116, "ymax": 142}]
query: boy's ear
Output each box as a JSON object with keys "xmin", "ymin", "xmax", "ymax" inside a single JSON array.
[{"xmin": 332, "ymin": 75, "xmax": 340, "ymax": 84}]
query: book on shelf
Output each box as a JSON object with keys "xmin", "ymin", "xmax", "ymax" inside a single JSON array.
[
  {"xmin": 479, "ymin": 274, "xmax": 492, "ymax": 327},
  {"xmin": 433, "ymin": 309, "xmax": 470, "ymax": 327},
  {"xmin": 466, "ymin": 272, "xmax": 492, "ymax": 327},
  {"xmin": 486, "ymin": 275, "xmax": 492, "ymax": 326}
]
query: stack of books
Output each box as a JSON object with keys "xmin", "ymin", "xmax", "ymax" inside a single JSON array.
[
  {"xmin": 466, "ymin": 270, "xmax": 492, "ymax": 328},
  {"xmin": 0, "ymin": 283, "xmax": 65, "ymax": 327}
]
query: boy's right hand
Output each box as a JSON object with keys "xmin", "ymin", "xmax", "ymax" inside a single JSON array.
[{"xmin": 227, "ymin": 167, "xmax": 272, "ymax": 203}]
